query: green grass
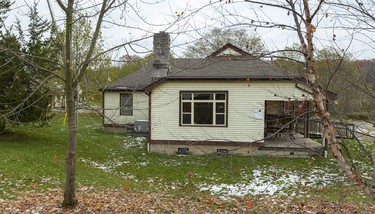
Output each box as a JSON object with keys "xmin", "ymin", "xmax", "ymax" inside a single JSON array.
[
  {"xmin": 0, "ymin": 114, "xmax": 125, "ymax": 198},
  {"xmin": 0, "ymin": 113, "xmax": 373, "ymax": 203}
]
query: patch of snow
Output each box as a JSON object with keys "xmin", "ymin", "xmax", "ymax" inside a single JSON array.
[
  {"xmin": 81, "ymin": 158, "xmax": 121, "ymax": 173},
  {"xmin": 123, "ymin": 137, "xmax": 146, "ymax": 149},
  {"xmin": 199, "ymin": 166, "xmax": 346, "ymax": 197},
  {"xmin": 137, "ymin": 161, "xmax": 149, "ymax": 167}
]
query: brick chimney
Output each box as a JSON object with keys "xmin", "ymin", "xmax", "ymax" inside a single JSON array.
[{"xmin": 152, "ymin": 32, "xmax": 170, "ymax": 80}]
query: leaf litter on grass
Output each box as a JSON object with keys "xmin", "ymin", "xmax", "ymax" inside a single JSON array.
[{"xmin": 0, "ymin": 187, "xmax": 374, "ymax": 213}]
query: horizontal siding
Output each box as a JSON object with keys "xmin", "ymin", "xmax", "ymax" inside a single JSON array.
[
  {"xmin": 104, "ymin": 91, "xmax": 148, "ymax": 125},
  {"xmin": 151, "ymin": 80, "xmax": 311, "ymax": 142}
]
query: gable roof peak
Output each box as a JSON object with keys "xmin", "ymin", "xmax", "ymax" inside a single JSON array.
[{"xmin": 207, "ymin": 43, "xmax": 250, "ymax": 58}]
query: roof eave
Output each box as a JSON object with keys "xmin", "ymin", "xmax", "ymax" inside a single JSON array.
[
  {"xmin": 101, "ymin": 87, "xmax": 146, "ymax": 92},
  {"xmin": 144, "ymin": 78, "xmax": 167, "ymax": 93},
  {"xmin": 165, "ymin": 76, "xmax": 301, "ymax": 80}
]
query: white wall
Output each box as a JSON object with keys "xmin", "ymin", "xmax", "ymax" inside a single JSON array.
[
  {"xmin": 217, "ymin": 48, "xmax": 242, "ymax": 56},
  {"xmin": 150, "ymin": 80, "xmax": 311, "ymax": 142},
  {"xmin": 104, "ymin": 91, "xmax": 149, "ymax": 125}
]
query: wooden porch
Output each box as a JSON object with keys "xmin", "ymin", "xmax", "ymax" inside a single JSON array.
[
  {"xmin": 262, "ymin": 100, "xmax": 353, "ymax": 157},
  {"xmin": 257, "ymin": 133, "xmax": 325, "ymax": 157},
  {"xmin": 261, "ymin": 100, "xmax": 324, "ymax": 157}
]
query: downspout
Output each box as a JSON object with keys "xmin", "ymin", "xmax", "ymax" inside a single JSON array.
[
  {"xmin": 102, "ymin": 90, "xmax": 105, "ymax": 127},
  {"xmin": 146, "ymin": 91, "xmax": 151, "ymax": 152}
]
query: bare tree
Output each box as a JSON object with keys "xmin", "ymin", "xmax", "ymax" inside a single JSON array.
[
  {"xmin": 45, "ymin": 0, "xmax": 141, "ymax": 207},
  {"xmin": 330, "ymin": 0, "xmax": 375, "ymax": 55},
  {"xmin": 207, "ymin": 0, "xmax": 375, "ymax": 199},
  {"xmin": 44, "ymin": 0, "xmax": 186, "ymax": 207}
]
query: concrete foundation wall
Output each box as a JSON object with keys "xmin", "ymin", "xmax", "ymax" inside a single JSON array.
[
  {"xmin": 103, "ymin": 125, "xmax": 126, "ymax": 133},
  {"xmin": 148, "ymin": 143, "xmax": 258, "ymax": 156},
  {"xmin": 148, "ymin": 143, "xmax": 313, "ymax": 157}
]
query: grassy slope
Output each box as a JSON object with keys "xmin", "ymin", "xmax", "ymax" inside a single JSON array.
[
  {"xmin": 0, "ymin": 114, "xmax": 125, "ymax": 197},
  {"xmin": 0, "ymin": 113, "xmax": 373, "ymax": 204}
]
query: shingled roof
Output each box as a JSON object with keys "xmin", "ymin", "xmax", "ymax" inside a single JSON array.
[
  {"xmin": 103, "ymin": 45, "xmax": 302, "ymax": 92},
  {"xmin": 167, "ymin": 56, "xmax": 300, "ymax": 80},
  {"xmin": 102, "ymin": 65, "xmax": 153, "ymax": 91}
]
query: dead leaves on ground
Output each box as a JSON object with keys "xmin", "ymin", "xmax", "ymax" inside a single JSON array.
[{"xmin": 0, "ymin": 187, "xmax": 374, "ymax": 213}]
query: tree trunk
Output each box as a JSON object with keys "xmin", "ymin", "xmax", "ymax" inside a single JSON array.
[
  {"xmin": 301, "ymin": 0, "xmax": 375, "ymax": 200},
  {"xmin": 331, "ymin": 143, "xmax": 375, "ymax": 198},
  {"xmin": 62, "ymin": 0, "xmax": 78, "ymax": 208},
  {"xmin": 62, "ymin": 77, "xmax": 78, "ymax": 207}
]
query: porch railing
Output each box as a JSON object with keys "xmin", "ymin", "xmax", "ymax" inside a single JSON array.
[{"xmin": 308, "ymin": 119, "xmax": 355, "ymax": 139}]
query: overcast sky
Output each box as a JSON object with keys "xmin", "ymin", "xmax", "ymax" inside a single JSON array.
[{"xmin": 6, "ymin": 0, "xmax": 375, "ymax": 60}]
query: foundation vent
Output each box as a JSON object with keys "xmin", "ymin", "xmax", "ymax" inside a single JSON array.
[
  {"xmin": 177, "ymin": 148, "xmax": 190, "ymax": 155},
  {"xmin": 217, "ymin": 149, "xmax": 229, "ymax": 155}
]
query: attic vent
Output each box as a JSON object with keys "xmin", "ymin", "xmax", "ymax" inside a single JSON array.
[
  {"xmin": 153, "ymin": 61, "xmax": 164, "ymax": 69},
  {"xmin": 217, "ymin": 149, "xmax": 229, "ymax": 155},
  {"xmin": 177, "ymin": 148, "xmax": 190, "ymax": 155}
]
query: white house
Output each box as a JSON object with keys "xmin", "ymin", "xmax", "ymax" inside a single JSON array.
[{"xmin": 102, "ymin": 32, "xmax": 333, "ymax": 156}]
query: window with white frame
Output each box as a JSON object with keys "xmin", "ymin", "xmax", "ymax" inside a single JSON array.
[
  {"xmin": 180, "ymin": 91, "xmax": 227, "ymax": 126},
  {"xmin": 120, "ymin": 93, "xmax": 133, "ymax": 115}
]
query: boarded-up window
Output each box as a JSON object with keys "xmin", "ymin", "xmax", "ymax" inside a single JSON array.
[{"xmin": 120, "ymin": 93, "xmax": 133, "ymax": 115}]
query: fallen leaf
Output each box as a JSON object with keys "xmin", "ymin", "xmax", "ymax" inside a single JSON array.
[
  {"xmin": 123, "ymin": 185, "xmax": 129, "ymax": 191},
  {"xmin": 247, "ymin": 200, "xmax": 252, "ymax": 208}
]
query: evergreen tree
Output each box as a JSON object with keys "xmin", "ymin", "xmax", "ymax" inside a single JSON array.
[
  {"xmin": 24, "ymin": 3, "xmax": 59, "ymax": 75},
  {"xmin": 0, "ymin": 2, "xmax": 58, "ymax": 132},
  {"xmin": 0, "ymin": 0, "xmax": 11, "ymax": 30},
  {"xmin": 0, "ymin": 32, "xmax": 51, "ymax": 131}
]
